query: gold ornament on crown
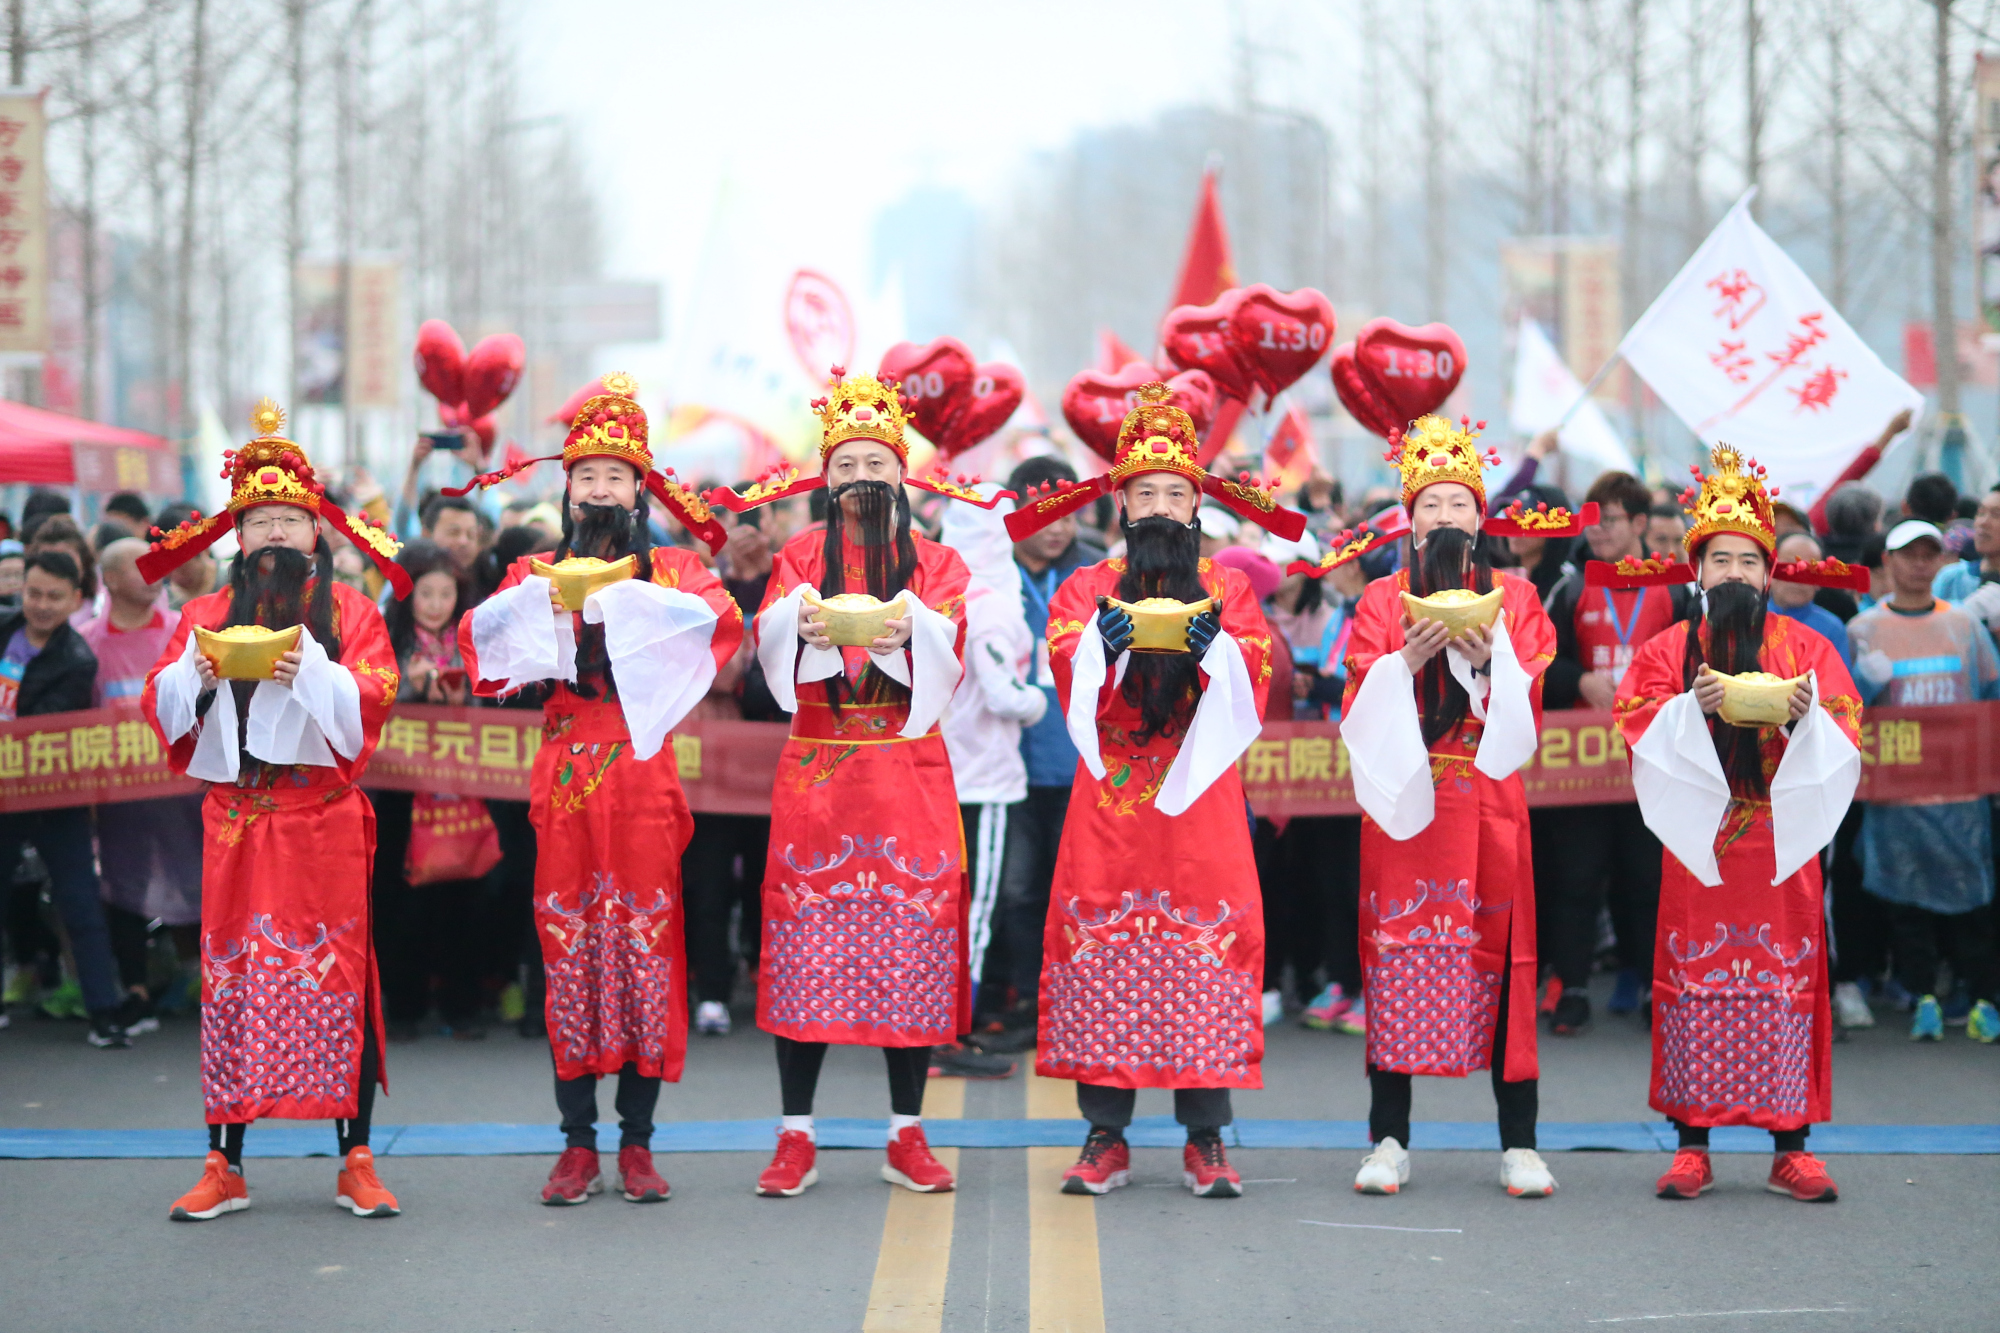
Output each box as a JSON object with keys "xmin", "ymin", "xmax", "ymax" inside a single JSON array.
[
  {"xmin": 1677, "ymin": 443, "xmax": 1777, "ymax": 556},
  {"xmin": 1386, "ymin": 414, "xmax": 1500, "ymax": 509},
  {"xmin": 811, "ymin": 367, "xmax": 911, "ymax": 462},
  {"xmin": 1107, "ymin": 382, "xmax": 1206, "ymax": 487},
  {"xmin": 562, "ymin": 371, "xmax": 654, "ymax": 474},
  {"xmin": 223, "ymin": 398, "xmax": 323, "ymax": 515}
]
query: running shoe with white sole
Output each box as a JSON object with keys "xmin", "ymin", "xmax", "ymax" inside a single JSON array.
[
  {"xmin": 694, "ymin": 1000, "xmax": 730, "ymax": 1036},
  {"xmin": 335, "ymin": 1146, "xmax": 400, "ymax": 1217},
  {"xmin": 1911, "ymin": 994, "xmax": 1945, "ymax": 1042},
  {"xmin": 756, "ymin": 1129, "xmax": 818, "ymax": 1197},
  {"xmin": 1833, "ymin": 981, "xmax": 1875, "ymax": 1029},
  {"xmin": 169, "ymin": 1151, "xmax": 249, "ymax": 1221},
  {"xmin": 1354, "ymin": 1136, "xmax": 1410, "ymax": 1194},
  {"xmin": 1967, "ymin": 998, "xmax": 2000, "ymax": 1044},
  {"xmin": 1500, "ymin": 1148, "xmax": 1556, "ymax": 1197},
  {"xmin": 1183, "ymin": 1134, "xmax": 1241, "ymax": 1198},
  {"xmin": 1061, "ymin": 1128, "xmax": 1131, "ymax": 1195}
]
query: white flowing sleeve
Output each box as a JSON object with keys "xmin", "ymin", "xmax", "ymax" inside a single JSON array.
[
  {"xmin": 245, "ymin": 634, "xmax": 360, "ymax": 766},
  {"xmin": 1062, "ymin": 617, "xmax": 1109, "ymax": 781},
  {"xmin": 159, "ymin": 634, "xmax": 239, "ymax": 784},
  {"xmin": 153, "ymin": 633, "xmax": 203, "ymax": 744},
  {"xmin": 1153, "ymin": 631, "xmax": 1261, "ymax": 817},
  {"xmin": 1442, "ymin": 612, "xmax": 1538, "ymax": 780},
  {"xmin": 1768, "ymin": 671, "xmax": 1862, "ymax": 885},
  {"xmin": 863, "ymin": 597, "xmax": 964, "ymax": 739},
  {"xmin": 1629, "ymin": 690, "xmax": 1732, "ymax": 887},
  {"xmin": 1340, "ymin": 651, "xmax": 1435, "ymax": 840},
  {"xmin": 470, "ymin": 576, "xmax": 576, "ymax": 693},
  {"xmin": 583, "ymin": 579, "xmax": 720, "ymax": 762},
  {"xmin": 756, "ymin": 582, "xmax": 841, "ymax": 715}
]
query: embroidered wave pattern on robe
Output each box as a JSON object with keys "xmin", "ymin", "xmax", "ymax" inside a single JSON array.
[
  {"xmin": 1039, "ymin": 889, "xmax": 1260, "ymax": 1082},
  {"xmin": 541, "ymin": 871, "xmax": 679, "ymax": 1076},
  {"xmin": 1363, "ymin": 876, "xmax": 1505, "ymax": 1077},
  {"xmin": 199, "ymin": 914, "xmax": 362, "ymax": 1118},
  {"xmin": 761, "ymin": 835, "xmax": 961, "ymax": 1037},
  {"xmin": 1653, "ymin": 920, "xmax": 1817, "ymax": 1123}
]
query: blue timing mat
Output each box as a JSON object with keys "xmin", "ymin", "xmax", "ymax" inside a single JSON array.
[{"xmin": 1, "ymin": 1119, "xmax": 1995, "ymax": 1160}]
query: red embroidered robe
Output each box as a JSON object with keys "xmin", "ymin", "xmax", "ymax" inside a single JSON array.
[
  {"xmin": 1034, "ymin": 558, "xmax": 1274, "ymax": 1089},
  {"xmin": 141, "ymin": 582, "xmax": 398, "ymax": 1123},
  {"xmin": 753, "ymin": 530, "xmax": 971, "ymax": 1047},
  {"xmin": 461, "ymin": 547, "xmax": 743, "ymax": 1082},
  {"xmin": 1342, "ymin": 570, "xmax": 1554, "ymax": 1081},
  {"xmin": 1614, "ymin": 615, "xmax": 1862, "ymax": 1130}
]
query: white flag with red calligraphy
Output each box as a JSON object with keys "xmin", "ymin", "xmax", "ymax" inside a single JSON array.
[{"xmin": 1618, "ymin": 190, "xmax": 1923, "ymax": 506}]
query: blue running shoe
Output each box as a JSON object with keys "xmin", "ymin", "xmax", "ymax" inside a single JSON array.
[
  {"xmin": 1608, "ymin": 969, "xmax": 1641, "ymax": 1015},
  {"xmin": 1910, "ymin": 994, "xmax": 1945, "ymax": 1042},
  {"xmin": 1968, "ymin": 999, "xmax": 2000, "ymax": 1044}
]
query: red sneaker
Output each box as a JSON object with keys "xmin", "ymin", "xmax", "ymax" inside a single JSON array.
[
  {"xmin": 541, "ymin": 1146, "xmax": 603, "ymax": 1206},
  {"xmin": 756, "ymin": 1129, "xmax": 819, "ymax": 1198},
  {"xmin": 1182, "ymin": 1135, "xmax": 1242, "ymax": 1198},
  {"xmin": 1538, "ymin": 976, "xmax": 1562, "ymax": 1016},
  {"xmin": 169, "ymin": 1150, "xmax": 249, "ymax": 1221},
  {"xmin": 1767, "ymin": 1151, "xmax": 1839, "ymax": 1202},
  {"xmin": 1060, "ymin": 1128, "xmax": 1131, "ymax": 1195},
  {"xmin": 335, "ymin": 1146, "xmax": 400, "ymax": 1217},
  {"xmin": 882, "ymin": 1124, "xmax": 955, "ymax": 1193},
  {"xmin": 1655, "ymin": 1148, "xmax": 1714, "ymax": 1199},
  {"xmin": 616, "ymin": 1144, "xmax": 670, "ymax": 1203}
]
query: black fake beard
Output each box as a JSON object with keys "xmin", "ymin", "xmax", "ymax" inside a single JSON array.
[
  {"xmin": 571, "ymin": 502, "xmax": 635, "ymax": 559},
  {"xmin": 1685, "ymin": 577, "xmax": 1772, "ymax": 795},
  {"xmin": 831, "ymin": 479, "xmax": 896, "ymax": 544},
  {"xmin": 1408, "ymin": 525, "xmax": 1493, "ymax": 747},
  {"xmin": 231, "ymin": 545, "xmax": 313, "ymax": 630},
  {"xmin": 1115, "ymin": 514, "xmax": 1206, "ymax": 746},
  {"xmin": 818, "ymin": 479, "xmax": 918, "ymax": 714}
]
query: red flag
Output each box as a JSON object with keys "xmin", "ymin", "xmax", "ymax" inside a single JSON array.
[
  {"xmin": 1096, "ymin": 329, "xmax": 1147, "ymax": 374},
  {"xmin": 1264, "ymin": 400, "xmax": 1310, "ymax": 476},
  {"xmin": 1168, "ymin": 167, "xmax": 1235, "ymax": 311}
]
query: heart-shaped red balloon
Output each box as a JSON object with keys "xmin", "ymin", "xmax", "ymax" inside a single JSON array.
[
  {"xmin": 1160, "ymin": 292, "xmax": 1254, "ymax": 402},
  {"xmin": 944, "ymin": 362, "xmax": 1025, "ymax": 456},
  {"xmin": 548, "ymin": 378, "xmax": 607, "ymax": 426},
  {"xmin": 1329, "ymin": 344, "xmax": 1399, "ymax": 438},
  {"xmin": 463, "ymin": 334, "xmax": 525, "ymax": 421},
  {"xmin": 414, "ymin": 320, "xmax": 466, "ymax": 407},
  {"xmin": 1352, "ymin": 318, "xmax": 1465, "ymax": 426},
  {"xmin": 467, "ymin": 415, "xmax": 497, "ymax": 458},
  {"xmin": 878, "ymin": 338, "xmax": 976, "ymax": 448},
  {"xmin": 1061, "ymin": 363, "xmax": 1215, "ymax": 462},
  {"xmin": 1227, "ymin": 284, "xmax": 1335, "ymax": 398}
]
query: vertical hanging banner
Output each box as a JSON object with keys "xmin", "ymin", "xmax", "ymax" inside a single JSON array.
[
  {"xmin": 344, "ymin": 260, "xmax": 402, "ymax": 410},
  {"xmin": 1976, "ymin": 53, "xmax": 2000, "ymax": 335},
  {"xmin": 782, "ymin": 268, "xmax": 855, "ymax": 383},
  {"xmin": 293, "ymin": 262, "xmax": 344, "ymax": 404},
  {"xmin": 0, "ymin": 92, "xmax": 48, "ymax": 354}
]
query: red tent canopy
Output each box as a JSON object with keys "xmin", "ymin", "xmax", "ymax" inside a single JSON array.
[{"xmin": 0, "ymin": 400, "xmax": 175, "ymax": 490}]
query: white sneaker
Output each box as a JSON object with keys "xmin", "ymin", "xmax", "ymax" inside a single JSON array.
[
  {"xmin": 1501, "ymin": 1148, "xmax": 1556, "ymax": 1197},
  {"xmin": 694, "ymin": 1001, "xmax": 731, "ymax": 1036},
  {"xmin": 1833, "ymin": 981, "xmax": 1875, "ymax": 1029},
  {"xmin": 1354, "ymin": 1136, "xmax": 1410, "ymax": 1194},
  {"xmin": 1261, "ymin": 990, "xmax": 1284, "ymax": 1027}
]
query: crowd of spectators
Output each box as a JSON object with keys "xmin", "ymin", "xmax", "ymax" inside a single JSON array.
[{"xmin": 4, "ymin": 413, "xmax": 1997, "ymax": 1058}]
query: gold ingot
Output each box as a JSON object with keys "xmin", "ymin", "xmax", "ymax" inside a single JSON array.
[
  {"xmin": 1713, "ymin": 669, "xmax": 1805, "ymax": 728},
  {"xmin": 1401, "ymin": 586, "xmax": 1503, "ymax": 637},
  {"xmin": 803, "ymin": 590, "xmax": 910, "ymax": 648},
  {"xmin": 1102, "ymin": 595, "xmax": 1216, "ymax": 654},
  {"xmin": 529, "ymin": 554, "xmax": 639, "ymax": 611},
  {"xmin": 194, "ymin": 624, "xmax": 304, "ymax": 680}
]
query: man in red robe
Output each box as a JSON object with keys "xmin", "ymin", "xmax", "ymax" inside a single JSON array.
[
  {"xmin": 1003, "ymin": 383, "xmax": 1297, "ymax": 1199},
  {"xmin": 1612, "ymin": 445, "xmax": 1863, "ymax": 1204},
  {"xmin": 712, "ymin": 368, "xmax": 1010, "ymax": 1199},
  {"xmin": 140, "ymin": 400, "xmax": 412, "ymax": 1221},
  {"xmin": 1339, "ymin": 414, "xmax": 1560, "ymax": 1200},
  {"xmin": 456, "ymin": 373, "xmax": 743, "ymax": 1206}
]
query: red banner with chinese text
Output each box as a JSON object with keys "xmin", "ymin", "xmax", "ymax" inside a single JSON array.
[{"xmin": 0, "ymin": 704, "xmax": 1991, "ymax": 817}]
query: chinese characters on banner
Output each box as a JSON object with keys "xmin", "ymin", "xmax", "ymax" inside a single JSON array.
[
  {"xmin": 0, "ymin": 705, "xmax": 1990, "ymax": 817},
  {"xmin": 1617, "ymin": 191, "xmax": 1924, "ymax": 508},
  {"xmin": 0, "ymin": 93, "xmax": 48, "ymax": 355},
  {"xmin": 345, "ymin": 260, "xmax": 402, "ymax": 410},
  {"xmin": 1499, "ymin": 236, "xmax": 1624, "ymax": 402}
]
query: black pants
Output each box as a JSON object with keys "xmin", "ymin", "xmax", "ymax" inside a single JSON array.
[
  {"xmin": 208, "ymin": 1023, "xmax": 380, "ymax": 1164},
  {"xmin": 1368, "ymin": 947, "xmax": 1537, "ymax": 1150},
  {"xmin": 680, "ymin": 813, "xmax": 768, "ymax": 1005},
  {"xmin": 370, "ymin": 788, "xmax": 484, "ymax": 1026},
  {"xmin": 1674, "ymin": 1119, "xmax": 1807, "ymax": 1154},
  {"xmin": 961, "ymin": 802, "xmax": 1010, "ymax": 1012},
  {"xmin": 1828, "ymin": 804, "xmax": 1887, "ymax": 983},
  {"xmin": 105, "ymin": 903, "xmax": 151, "ymax": 995},
  {"xmin": 1254, "ymin": 816, "xmax": 1357, "ymax": 995},
  {"xmin": 774, "ymin": 1035, "xmax": 930, "ymax": 1117},
  {"xmin": 0, "ymin": 808, "xmax": 122, "ymax": 1015},
  {"xmin": 1886, "ymin": 899, "xmax": 1999, "ymax": 1005},
  {"xmin": 1539, "ymin": 801, "xmax": 1662, "ymax": 989},
  {"xmin": 556, "ymin": 1059, "xmax": 661, "ymax": 1150},
  {"xmin": 485, "ymin": 797, "xmax": 544, "ymax": 1005},
  {"xmin": 983, "ymin": 786, "xmax": 1069, "ymax": 1011},
  {"xmin": 1076, "ymin": 1083, "xmax": 1232, "ymax": 1133}
]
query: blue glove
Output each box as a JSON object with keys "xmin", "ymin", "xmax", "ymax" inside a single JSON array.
[
  {"xmin": 1185, "ymin": 608, "xmax": 1222, "ymax": 656},
  {"xmin": 1096, "ymin": 602, "xmax": 1134, "ymax": 656}
]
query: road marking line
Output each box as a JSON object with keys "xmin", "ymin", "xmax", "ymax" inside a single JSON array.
[
  {"xmin": 1299, "ymin": 1219, "xmax": 1465, "ymax": 1233},
  {"xmin": 1024, "ymin": 1066, "xmax": 1103, "ymax": 1333},
  {"xmin": 1585, "ymin": 1312, "xmax": 1854, "ymax": 1325},
  {"xmin": 860, "ymin": 1072, "xmax": 966, "ymax": 1332}
]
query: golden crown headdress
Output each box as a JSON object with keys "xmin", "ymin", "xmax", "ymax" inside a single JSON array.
[
  {"xmin": 1386, "ymin": 414, "xmax": 1500, "ymax": 510},
  {"xmin": 1108, "ymin": 382, "xmax": 1206, "ymax": 487},
  {"xmin": 812, "ymin": 366, "xmax": 911, "ymax": 463},
  {"xmin": 1678, "ymin": 443, "xmax": 1776, "ymax": 556},
  {"xmin": 562, "ymin": 370, "xmax": 652, "ymax": 474},
  {"xmin": 224, "ymin": 398, "xmax": 324, "ymax": 515}
]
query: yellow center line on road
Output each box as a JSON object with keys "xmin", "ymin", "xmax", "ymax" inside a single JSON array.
[
  {"xmin": 1026, "ymin": 1067, "xmax": 1105, "ymax": 1333},
  {"xmin": 860, "ymin": 1073, "xmax": 965, "ymax": 1333}
]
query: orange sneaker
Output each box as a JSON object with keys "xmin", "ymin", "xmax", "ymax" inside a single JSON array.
[
  {"xmin": 335, "ymin": 1146, "xmax": 401, "ymax": 1217},
  {"xmin": 1767, "ymin": 1151, "xmax": 1838, "ymax": 1203},
  {"xmin": 169, "ymin": 1150, "xmax": 249, "ymax": 1221},
  {"xmin": 881, "ymin": 1124, "xmax": 954, "ymax": 1193}
]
